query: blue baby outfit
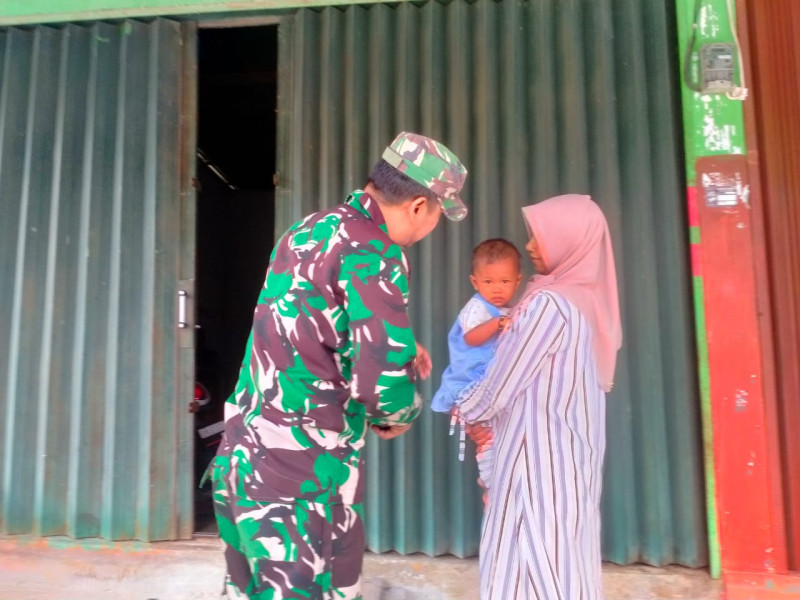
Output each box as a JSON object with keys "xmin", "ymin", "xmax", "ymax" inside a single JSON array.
[{"xmin": 431, "ymin": 294, "xmax": 503, "ymax": 413}]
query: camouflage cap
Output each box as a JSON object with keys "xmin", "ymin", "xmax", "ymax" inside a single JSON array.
[{"xmin": 382, "ymin": 132, "xmax": 468, "ymax": 221}]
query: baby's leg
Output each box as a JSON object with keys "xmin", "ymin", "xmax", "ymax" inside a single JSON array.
[{"xmin": 476, "ymin": 444, "xmax": 494, "ymax": 508}]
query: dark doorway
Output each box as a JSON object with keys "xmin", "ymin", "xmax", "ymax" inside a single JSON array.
[{"xmin": 193, "ymin": 24, "xmax": 279, "ymax": 534}]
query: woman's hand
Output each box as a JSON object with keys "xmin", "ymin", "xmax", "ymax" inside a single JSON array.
[
  {"xmin": 414, "ymin": 343, "xmax": 432, "ymax": 380},
  {"xmin": 466, "ymin": 423, "xmax": 493, "ymax": 452},
  {"xmin": 498, "ymin": 315, "xmax": 511, "ymax": 331},
  {"xmin": 371, "ymin": 423, "xmax": 412, "ymax": 440}
]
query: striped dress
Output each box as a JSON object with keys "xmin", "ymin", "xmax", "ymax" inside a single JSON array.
[{"xmin": 459, "ymin": 291, "xmax": 605, "ymax": 600}]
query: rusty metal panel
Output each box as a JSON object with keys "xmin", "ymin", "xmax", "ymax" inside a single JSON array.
[
  {"xmin": 746, "ymin": 0, "xmax": 800, "ymax": 570},
  {"xmin": 0, "ymin": 19, "xmax": 195, "ymax": 541},
  {"xmin": 276, "ymin": 0, "xmax": 707, "ymax": 565}
]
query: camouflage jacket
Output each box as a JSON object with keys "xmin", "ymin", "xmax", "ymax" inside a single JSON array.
[{"xmin": 218, "ymin": 190, "xmax": 421, "ymax": 505}]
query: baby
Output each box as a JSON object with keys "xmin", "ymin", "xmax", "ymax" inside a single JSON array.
[{"xmin": 431, "ymin": 238, "xmax": 522, "ymax": 490}]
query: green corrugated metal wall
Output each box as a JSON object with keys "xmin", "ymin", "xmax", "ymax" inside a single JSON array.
[
  {"xmin": 0, "ymin": 19, "xmax": 196, "ymax": 541},
  {"xmin": 276, "ymin": 0, "xmax": 708, "ymax": 566}
]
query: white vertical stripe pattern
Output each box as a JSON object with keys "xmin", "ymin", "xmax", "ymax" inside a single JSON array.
[{"xmin": 460, "ymin": 291, "xmax": 605, "ymax": 600}]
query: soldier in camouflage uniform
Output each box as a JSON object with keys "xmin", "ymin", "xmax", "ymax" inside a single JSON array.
[{"xmin": 212, "ymin": 132, "xmax": 468, "ymax": 600}]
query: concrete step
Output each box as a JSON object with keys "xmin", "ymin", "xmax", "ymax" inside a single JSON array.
[{"xmin": 0, "ymin": 536, "xmax": 720, "ymax": 600}]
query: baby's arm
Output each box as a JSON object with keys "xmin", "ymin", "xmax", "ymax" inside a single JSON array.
[{"xmin": 463, "ymin": 315, "xmax": 509, "ymax": 346}]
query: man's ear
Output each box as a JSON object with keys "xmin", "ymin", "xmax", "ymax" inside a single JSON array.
[
  {"xmin": 470, "ymin": 274, "xmax": 479, "ymax": 290},
  {"xmin": 409, "ymin": 195, "xmax": 428, "ymax": 216}
]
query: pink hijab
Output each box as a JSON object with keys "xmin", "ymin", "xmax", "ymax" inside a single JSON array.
[{"xmin": 519, "ymin": 194, "xmax": 622, "ymax": 392}]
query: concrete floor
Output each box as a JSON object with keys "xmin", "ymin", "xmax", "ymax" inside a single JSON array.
[{"xmin": 0, "ymin": 535, "xmax": 721, "ymax": 600}]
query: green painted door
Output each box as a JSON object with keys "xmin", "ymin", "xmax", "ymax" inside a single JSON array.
[
  {"xmin": 275, "ymin": 0, "xmax": 708, "ymax": 567},
  {"xmin": 0, "ymin": 19, "xmax": 197, "ymax": 540}
]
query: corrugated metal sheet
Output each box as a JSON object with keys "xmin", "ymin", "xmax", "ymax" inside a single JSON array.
[
  {"xmin": 746, "ymin": 0, "xmax": 800, "ymax": 570},
  {"xmin": 276, "ymin": 0, "xmax": 707, "ymax": 566},
  {"xmin": 0, "ymin": 19, "xmax": 195, "ymax": 541}
]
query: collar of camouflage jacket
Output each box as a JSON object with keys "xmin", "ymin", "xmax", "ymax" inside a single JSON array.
[{"xmin": 346, "ymin": 189, "xmax": 389, "ymax": 235}]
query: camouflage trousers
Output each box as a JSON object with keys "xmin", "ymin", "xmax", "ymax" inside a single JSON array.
[{"xmin": 211, "ymin": 456, "xmax": 364, "ymax": 600}]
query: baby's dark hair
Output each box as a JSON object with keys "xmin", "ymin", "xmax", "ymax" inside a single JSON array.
[{"xmin": 471, "ymin": 238, "xmax": 521, "ymax": 273}]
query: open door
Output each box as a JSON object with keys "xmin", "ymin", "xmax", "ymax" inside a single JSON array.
[
  {"xmin": 192, "ymin": 24, "xmax": 278, "ymax": 534},
  {"xmin": 0, "ymin": 19, "xmax": 197, "ymax": 541}
]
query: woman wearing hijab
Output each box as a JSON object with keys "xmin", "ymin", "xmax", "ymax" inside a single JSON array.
[{"xmin": 458, "ymin": 194, "xmax": 622, "ymax": 600}]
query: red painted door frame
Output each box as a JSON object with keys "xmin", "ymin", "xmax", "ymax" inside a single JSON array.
[{"xmin": 694, "ymin": 155, "xmax": 785, "ymax": 575}]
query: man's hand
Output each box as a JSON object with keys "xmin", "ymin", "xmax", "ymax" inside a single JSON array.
[
  {"xmin": 415, "ymin": 343, "xmax": 432, "ymax": 380},
  {"xmin": 371, "ymin": 423, "xmax": 412, "ymax": 440}
]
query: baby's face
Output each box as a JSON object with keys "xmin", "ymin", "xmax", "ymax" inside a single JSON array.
[{"xmin": 469, "ymin": 258, "xmax": 522, "ymax": 307}]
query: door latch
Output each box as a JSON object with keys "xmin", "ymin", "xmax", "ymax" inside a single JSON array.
[{"xmin": 178, "ymin": 290, "xmax": 188, "ymax": 329}]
